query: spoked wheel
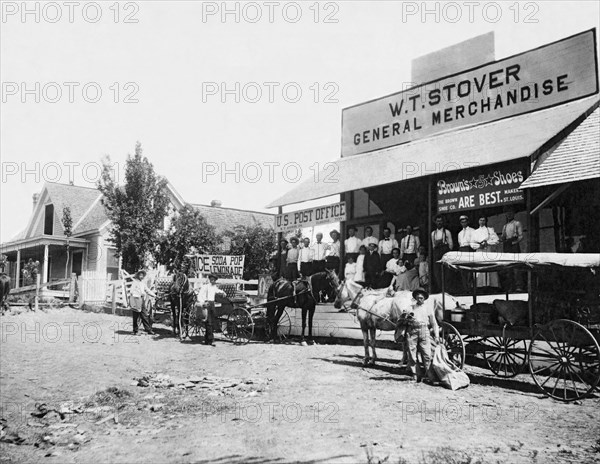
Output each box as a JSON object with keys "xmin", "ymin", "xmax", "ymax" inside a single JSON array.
[
  {"xmin": 226, "ymin": 307, "xmax": 254, "ymax": 344},
  {"xmin": 439, "ymin": 321, "xmax": 465, "ymax": 369},
  {"xmin": 179, "ymin": 307, "xmax": 191, "ymax": 341},
  {"xmin": 266, "ymin": 309, "xmax": 292, "ymax": 342},
  {"xmin": 483, "ymin": 328, "xmax": 528, "ymax": 378},
  {"xmin": 188, "ymin": 306, "xmax": 205, "ymax": 339},
  {"xmin": 528, "ymin": 319, "xmax": 600, "ymax": 402}
]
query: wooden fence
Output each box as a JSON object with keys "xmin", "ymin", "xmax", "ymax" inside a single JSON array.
[{"xmin": 78, "ymin": 271, "xmax": 110, "ymax": 306}]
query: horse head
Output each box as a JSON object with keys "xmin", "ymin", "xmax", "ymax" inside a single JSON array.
[
  {"xmin": 170, "ymin": 271, "xmax": 189, "ymax": 295},
  {"xmin": 333, "ymin": 279, "xmax": 363, "ymax": 309}
]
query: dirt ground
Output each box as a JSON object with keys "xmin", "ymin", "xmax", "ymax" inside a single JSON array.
[{"xmin": 1, "ymin": 308, "xmax": 599, "ymax": 464}]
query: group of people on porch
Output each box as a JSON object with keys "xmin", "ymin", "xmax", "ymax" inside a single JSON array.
[{"xmin": 273, "ymin": 206, "xmax": 528, "ymax": 294}]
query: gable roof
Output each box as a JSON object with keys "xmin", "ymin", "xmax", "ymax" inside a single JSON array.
[{"xmin": 190, "ymin": 203, "xmax": 274, "ymax": 234}]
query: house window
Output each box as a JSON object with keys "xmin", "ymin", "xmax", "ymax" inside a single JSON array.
[
  {"xmin": 44, "ymin": 204, "xmax": 54, "ymax": 235},
  {"xmin": 106, "ymin": 248, "xmax": 120, "ymax": 280}
]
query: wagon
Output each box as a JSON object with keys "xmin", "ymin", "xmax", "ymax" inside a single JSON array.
[
  {"xmin": 175, "ymin": 279, "xmax": 292, "ymax": 345},
  {"xmin": 439, "ymin": 252, "xmax": 600, "ymax": 402}
]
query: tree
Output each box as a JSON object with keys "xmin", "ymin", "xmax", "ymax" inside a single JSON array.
[
  {"xmin": 157, "ymin": 205, "xmax": 220, "ymax": 273},
  {"xmin": 97, "ymin": 142, "xmax": 170, "ymax": 273},
  {"xmin": 224, "ymin": 224, "xmax": 276, "ymax": 280},
  {"xmin": 61, "ymin": 206, "xmax": 73, "ymax": 278}
]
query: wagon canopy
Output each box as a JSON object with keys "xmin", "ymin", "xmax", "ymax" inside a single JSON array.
[{"xmin": 439, "ymin": 252, "xmax": 600, "ymax": 272}]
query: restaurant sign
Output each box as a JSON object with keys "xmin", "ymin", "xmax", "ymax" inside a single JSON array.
[
  {"xmin": 342, "ymin": 29, "xmax": 598, "ymax": 157},
  {"xmin": 275, "ymin": 201, "xmax": 346, "ymax": 233},
  {"xmin": 437, "ymin": 162, "xmax": 526, "ymax": 213},
  {"xmin": 187, "ymin": 254, "xmax": 245, "ymax": 279}
]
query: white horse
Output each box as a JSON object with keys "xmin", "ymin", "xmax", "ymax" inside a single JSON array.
[{"xmin": 334, "ymin": 279, "xmax": 460, "ymax": 366}]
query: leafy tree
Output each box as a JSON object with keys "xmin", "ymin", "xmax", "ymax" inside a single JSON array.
[
  {"xmin": 61, "ymin": 206, "xmax": 73, "ymax": 278},
  {"xmin": 157, "ymin": 205, "xmax": 220, "ymax": 273},
  {"xmin": 224, "ymin": 224, "xmax": 276, "ymax": 280},
  {"xmin": 97, "ymin": 142, "xmax": 170, "ymax": 273}
]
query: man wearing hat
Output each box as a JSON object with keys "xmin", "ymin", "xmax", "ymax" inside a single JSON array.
[
  {"xmin": 129, "ymin": 270, "xmax": 156, "ymax": 335},
  {"xmin": 198, "ymin": 274, "xmax": 227, "ymax": 345},
  {"xmin": 500, "ymin": 207, "xmax": 525, "ymax": 291},
  {"xmin": 405, "ymin": 289, "xmax": 439, "ymax": 383},
  {"xmin": 458, "ymin": 215, "xmax": 476, "ymax": 292},
  {"xmin": 364, "ymin": 242, "xmax": 382, "ymax": 288},
  {"xmin": 286, "ymin": 237, "xmax": 300, "ymax": 281},
  {"xmin": 325, "ymin": 230, "xmax": 341, "ymax": 276}
]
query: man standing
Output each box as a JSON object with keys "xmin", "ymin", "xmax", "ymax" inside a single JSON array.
[
  {"xmin": 457, "ymin": 215, "xmax": 476, "ymax": 292},
  {"xmin": 310, "ymin": 232, "xmax": 329, "ymax": 274},
  {"xmin": 431, "ymin": 215, "xmax": 453, "ymax": 293},
  {"xmin": 286, "ymin": 237, "xmax": 300, "ymax": 281},
  {"xmin": 400, "ymin": 225, "xmax": 420, "ymax": 264},
  {"xmin": 197, "ymin": 274, "xmax": 226, "ymax": 346},
  {"xmin": 405, "ymin": 289, "xmax": 439, "ymax": 383},
  {"xmin": 364, "ymin": 242, "xmax": 382, "ymax": 288},
  {"xmin": 379, "ymin": 227, "xmax": 398, "ymax": 265},
  {"xmin": 501, "ymin": 208, "xmax": 525, "ymax": 291},
  {"xmin": 362, "ymin": 226, "xmax": 379, "ymax": 249},
  {"xmin": 276, "ymin": 238, "xmax": 289, "ymax": 280},
  {"xmin": 129, "ymin": 270, "xmax": 156, "ymax": 335},
  {"xmin": 326, "ymin": 230, "xmax": 341, "ymax": 275},
  {"xmin": 345, "ymin": 226, "xmax": 362, "ymax": 263},
  {"xmin": 298, "ymin": 237, "xmax": 314, "ymax": 277}
]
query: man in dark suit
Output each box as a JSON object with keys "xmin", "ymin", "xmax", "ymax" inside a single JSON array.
[{"xmin": 364, "ymin": 242, "xmax": 382, "ymax": 289}]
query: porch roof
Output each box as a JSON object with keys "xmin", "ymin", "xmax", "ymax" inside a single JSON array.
[{"xmin": 0, "ymin": 236, "xmax": 90, "ymax": 255}]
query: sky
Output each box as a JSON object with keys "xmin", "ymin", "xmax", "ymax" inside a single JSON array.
[{"xmin": 1, "ymin": 1, "xmax": 599, "ymax": 242}]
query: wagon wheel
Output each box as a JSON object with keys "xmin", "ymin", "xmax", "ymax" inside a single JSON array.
[
  {"xmin": 226, "ymin": 307, "xmax": 254, "ymax": 344},
  {"xmin": 188, "ymin": 306, "xmax": 205, "ymax": 339},
  {"xmin": 179, "ymin": 305, "xmax": 191, "ymax": 341},
  {"xmin": 439, "ymin": 321, "xmax": 465, "ymax": 369},
  {"xmin": 266, "ymin": 308, "xmax": 292, "ymax": 342},
  {"xmin": 528, "ymin": 319, "xmax": 600, "ymax": 402},
  {"xmin": 482, "ymin": 326, "xmax": 528, "ymax": 378}
]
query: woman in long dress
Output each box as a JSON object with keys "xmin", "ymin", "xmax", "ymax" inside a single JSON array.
[{"xmin": 471, "ymin": 216, "xmax": 500, "ymax": 288}]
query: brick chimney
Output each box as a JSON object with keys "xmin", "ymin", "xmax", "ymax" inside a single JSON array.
[
  {"xmin": 210, "ymin": 200, "xmax": 222, "ymax": 207},
  {"xmin": 32, "ymin": 193, "xmax": 40, "ymax": 211}
]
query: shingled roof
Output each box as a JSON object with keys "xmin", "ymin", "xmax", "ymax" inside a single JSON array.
[
  {"xmin": 190, "ymin": 203, "xmax": 274, "ymax": 234},
  {"xmin": 521, "ymin": 106, "xmax": 600, "ymax": 189},
  {"xmin": 40, "ymin": 183, "xmax": 108, "ymax": 237}
]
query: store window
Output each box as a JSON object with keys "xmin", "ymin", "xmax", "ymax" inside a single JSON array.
[{"xmin": 352, "ymin": 190, "xmax": 383, "ymax": 218}]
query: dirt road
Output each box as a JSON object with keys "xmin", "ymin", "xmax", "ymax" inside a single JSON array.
[{"xmin": 1, "ymin": 308, "xmax": 599, "ymax": 463}]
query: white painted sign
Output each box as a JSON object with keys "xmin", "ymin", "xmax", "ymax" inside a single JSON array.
[
  {"xmin": 342, "ymin": 29, "xmax": 598, "ymax": 157},
  {"xmin": 188, "ymin": 254, "xmax": 245, "ymax": 279},
  {"xmin": 274, "ymin": 202, "xmax": 346, "ymax": 233}
]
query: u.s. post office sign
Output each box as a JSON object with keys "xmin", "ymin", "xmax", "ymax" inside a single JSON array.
[
  {"xmin": 342, "ymin": 29, "xmax": 599, "ymax": 157},
  {"xmin": 436, "ymin": 160, "xmax": 527, "ymax": 213},
  {"xmin": 275, "ymin": 202, "xmax": 346, "ymax": 233}
]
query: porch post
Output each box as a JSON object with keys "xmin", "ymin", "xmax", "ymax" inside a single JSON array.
[
  {"xmin": 15, "ymin": 250, "xmax": 21, "ymax": 289},
  {"xmin": 42, "ymin": 244, "xmax": 49, "ymax": 283}
]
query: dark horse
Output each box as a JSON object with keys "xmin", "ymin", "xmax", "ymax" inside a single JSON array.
[
  {"xmin": 0, "ymin": 273, "xmax": 10, "ymax": 314},
  {"xmin": 266, "ymin": 269, "xmax": 338, "ymax": 343},
  {"xmin": 169, "ymin": 270, "xmax": 196, "ymax": 338}
]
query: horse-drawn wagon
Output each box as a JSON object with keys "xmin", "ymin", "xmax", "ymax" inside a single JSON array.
[
  {"xmin": 439, "ymin": 252, "xmax": 600, "ymax": 402},
  {"xmin": 149, "ymin": 272, "xmax": 292, "ymax": 344}
]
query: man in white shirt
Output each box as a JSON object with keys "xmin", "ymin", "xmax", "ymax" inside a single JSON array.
[
  {"xmin": 298, "ymin": 237, "xmax": 314, "ymax": 277},
  {"xmin": 400, "ymin": 225, "xmax": 420, "ymax": 264},
  {"xmin": 431, "ymin": 214, "xmax": 453, "ymax": 292},
  {"xmin": 344, "ymin": 226, "xmax": 362, "ymax": 263},
  {"xmin": 379, "ymin": 227, "xmax": 398, "ymax": 265},
  {"xmin": 311, "ymin": 232, "xmax": 329, "ymax": 274},
  {"xmin": 198, "ymin": 274, "xmax": 226, "ymax": 346},
  {"xmin": 326, "ymin": 230, "xmax": 341, "ymax": 275},
  {"xmin": 501, "ymin": 207, "xmax": 525, "ymax": 291},
  {"xmin": 457, "ymin": 215, "xmax": 476, "ymax": 292},
  {"xmin": 362, "ymin": 226, "xmax": 379, "ymax": 249}
]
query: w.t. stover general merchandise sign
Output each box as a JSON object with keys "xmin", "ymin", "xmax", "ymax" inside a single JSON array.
[{"xmin": 342, "ymin": 29, "xmax": 598, "ymax": 157}]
